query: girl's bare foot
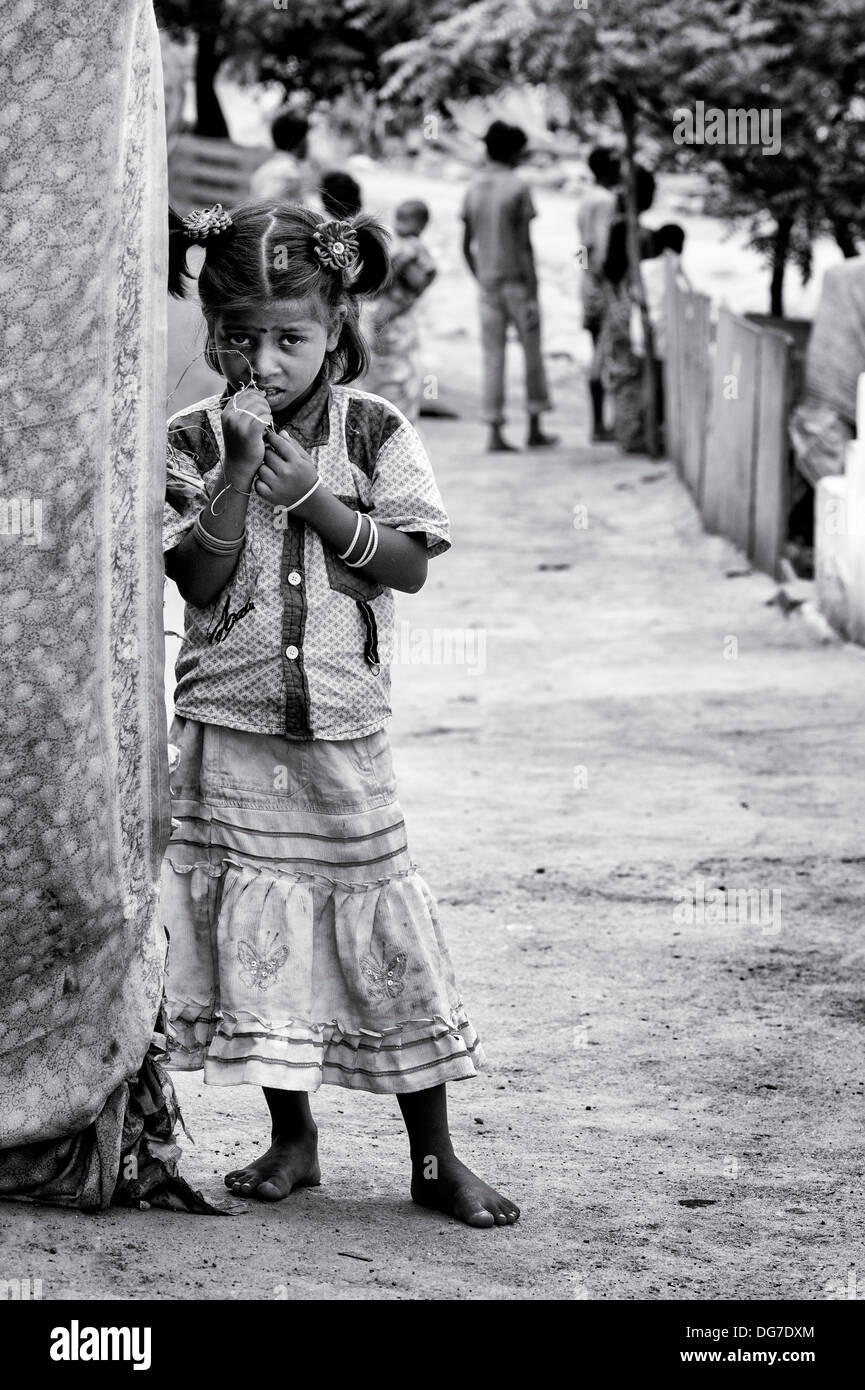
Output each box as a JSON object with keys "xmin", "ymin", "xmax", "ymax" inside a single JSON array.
[
  {"xmin": 397, "ymin": 1085, "xmax": 519, "ymax": 1229},
  {"xmin": 411, "ymin": 1153, "xmax": 520, "ymax": 1228},
  {"xmin": 224, "ymin": 1131, "xmax": 320, "ymax": 1202},
  {"xmin": 226, "ymin": 1088, "xmax": 320, "ymax": 1201}
]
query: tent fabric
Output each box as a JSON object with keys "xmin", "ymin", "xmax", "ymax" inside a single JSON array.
[{"xmin": 0, "ymin": 0, "xmax": 172, "ymax": 1205}]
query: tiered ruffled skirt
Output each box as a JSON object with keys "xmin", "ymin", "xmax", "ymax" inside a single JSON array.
[{"xmin": 161, "ymin": 719, "xmax": 483, "ymax": 1093}]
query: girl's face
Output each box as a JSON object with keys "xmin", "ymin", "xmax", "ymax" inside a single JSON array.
[{"xmin": 212, "ymin": 297, "xmax": 345, "ymax": 412}]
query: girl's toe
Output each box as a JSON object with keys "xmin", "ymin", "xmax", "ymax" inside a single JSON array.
[
  {"xmin": 256, "ymin": 1180, "xmax": 286, "ymax": 1201},
  {"xmin": 464, "ymin": 1206, "xmax": 496, "ymax": 1228}
]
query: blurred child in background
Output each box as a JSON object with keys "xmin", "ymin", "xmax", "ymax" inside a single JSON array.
[
  {"xmin": 364, "ymin": 199, "xmax": 437, "ymax": 421},
  {"xmin": 630, "ymin": 223, "xmax": 688, "ymax": 443},
  {"xmin": 320, "ymin": 171, "xmax": 363, "ymax": 219},
  {"xmin": 250, "ymin": 111, "xmax": 316, "ymax": 204},
  {"xmin": 577, "ymin": 147, "xmax": 620, "ymax": 442},
  {"xmin": 462, "ymin": 120, "xmax": 556, "ymax": 453}
]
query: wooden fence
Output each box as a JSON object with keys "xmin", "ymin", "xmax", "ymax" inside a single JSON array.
[{"xmin": 663, "ymin": 261, "xmax": 794, "ymax": 578}]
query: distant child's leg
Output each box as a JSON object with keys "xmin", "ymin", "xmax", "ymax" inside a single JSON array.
[
  {"xmin": 527, "ymin": 412, "xmax": 559, "ymax": 448},
  {"xmin": 507, "ymin": 284, "xmax": 557, "ymax": 449},
  {"xmin": 588, "ymin": 319, "xmax": 614, "ymax": 441},
  {"xmin": 589, "ymin": 334, "xmax": 614, "ymax": 441},
  {"xmin": 479, "ymin": 285, "xmax": 517, "ymax": 452},
  {"xmin": 225, "ymin": 1088, "xmax": 320, "ymax": 1202},
  {"xmin": 397, "ymin": 1084, "xmax": 520, "ymax": 1229}
]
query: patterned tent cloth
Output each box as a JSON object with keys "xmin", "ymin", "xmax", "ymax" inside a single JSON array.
[{"xmin": 0, "ymin": 0, "xmax": 221, "ymax": 1212}]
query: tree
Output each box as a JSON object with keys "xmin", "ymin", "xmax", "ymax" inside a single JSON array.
[
  {"xmin": 384, "ymin": 0, "xmax": 865, "ymax": 441},
  {"xmin": 154, "ymin": 0, "xmax": 230, "ymax": 137},
  {"xmin": 669, "ymin": 0, "xmax": 865, "ymax": 315},
  {"xmin": 154, "ymin": 0, "xmax": 456, "ymax": 141}
]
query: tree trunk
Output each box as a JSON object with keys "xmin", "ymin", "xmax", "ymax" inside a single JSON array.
[
  {"xmin": 769, "ymin": 215, "xmax": 792, "ymax": 318},
  {"xmin": 617, "ymin": 97, "xmax": 658, "ymax": 458},
  {"xmin": 194, "ymin": 28, "xmax": 229, "ymax": 139},
  {"xmin": 833, "ymin": 219, "xmax": 859, "ymax": 259}
]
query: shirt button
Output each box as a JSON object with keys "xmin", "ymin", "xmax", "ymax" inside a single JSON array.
[
  {"xmin": 288, "ymin": 570, "xmax": 301, "ymax": 586},
  {"xmin": 285, "ymin": 644, "xmax": 299, "ymax": 660}
]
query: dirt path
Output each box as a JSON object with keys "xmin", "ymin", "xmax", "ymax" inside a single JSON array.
[{"xmin": 3, "ymin": 366, "xmax": 865, "ymax": 1300}]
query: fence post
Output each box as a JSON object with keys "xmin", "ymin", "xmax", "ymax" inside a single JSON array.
[
  {"xmin": 664, "ymin": 257, "xmax": 683, "ymax": 467},
  {"xmin": 702, "ymin": 309, "xmax": 761, "ymax": 554},
  {"xmin": 681, "ymin": 291, "xmax": 713, "ymax": 507},
  {"xmin": 751, "ymin": 328, "xmax": 792, "ymax": 578}
]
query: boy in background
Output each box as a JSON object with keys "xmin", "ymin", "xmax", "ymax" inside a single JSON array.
[
  {"xmin": 630, "ymin": 223, "xmax": 688, "ymax": 440},
  {"xmin": 250, "ymin": 111, "xmax": 315, "ymax": 203},
  {"xmin": 320, "ymin": 171, "xmax": 363, "ymax": 219},
  {"xmin": 461, "ymin": 120, "xmax": 556, "ymax": 453}
]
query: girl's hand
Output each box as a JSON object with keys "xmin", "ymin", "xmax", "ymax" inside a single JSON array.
[
  {"xmin": 256, "ymin": 429, "xmax": 320, "ymax": 514},
  {"xmin": 221, "ymin": 388, "xmax": 273, "ymax": 480}
]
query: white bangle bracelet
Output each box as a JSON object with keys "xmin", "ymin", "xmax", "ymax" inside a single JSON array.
[
  {"xmin": 283, "ymin": 476, "xmax": 322, "ymax": 512},
  {"xmin": 363, "ymin": 518, "xmax": 380, "ymax": 567},
  {"xmin": 339, "ymin": 510, "xmax": 364, "ymax": 561},
  {"xmin": 347, "ymin": 516, "xmax": 379, "ymax": 568},
  {"xmin": 346, "ymin": 515, "xmax": 373, "ymax": 568}
]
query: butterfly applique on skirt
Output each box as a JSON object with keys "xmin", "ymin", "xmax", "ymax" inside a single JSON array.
[
  {"xmin": 237, "ymin": 933, "xmax": 289, "ymax": 992},
  {"xmin": 361, "ymin": 943, "xmax": 407, "ymax": 1004}
]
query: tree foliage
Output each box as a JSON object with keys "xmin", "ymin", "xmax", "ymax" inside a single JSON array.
[
  {"xmin": 156, "ymin": 0, "xmax": 865, "ymax": 313},
  {"xmin": 154, "ymin": 0, "xmax": 458, "ymax": 107},
  {"xmin": 383, "ymin": 0, "xmax": 865, "ymax": 313}
]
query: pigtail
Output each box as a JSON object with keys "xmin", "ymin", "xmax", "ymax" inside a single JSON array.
[
  {"xmin": 346, "ymin": 214, "xmax": 392, "ymax": 297},
  {"xmin": 168, "ymin": 203, "xmax": 234, "ymax": 299},
  {"xmin": 168, "ymin": 205, "xmax": 193, "ymax": 300}
]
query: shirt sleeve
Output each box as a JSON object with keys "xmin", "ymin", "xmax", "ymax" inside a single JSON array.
[
  {"xmin": 368, "ymin": 421, "xmax": 451, "ymax": 558},
  {"xmin": 163, "ymin": 439, "xmax": 209, "ymax": 554}
]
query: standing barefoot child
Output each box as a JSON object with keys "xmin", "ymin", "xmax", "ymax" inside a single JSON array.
[
  {"xmin": 162, "ymin": 201, "xmax": 519, "ymax": 1228},
  {"xmin": 462, "ymin": 120, "xmax": 557, "ymax": 453}
]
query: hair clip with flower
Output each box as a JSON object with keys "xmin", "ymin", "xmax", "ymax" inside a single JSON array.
[
  {"xmin": 182, "ymin": 204, "xmax": 233, "ymax": 243},
  {"xmin": 312, "ymin": 220, "xmax": 360, "ymax": 274}
]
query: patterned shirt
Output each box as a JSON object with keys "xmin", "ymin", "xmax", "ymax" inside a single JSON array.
[{"xmin": 163, "ymin": 377, "xmax": 450, "ymax": 741}]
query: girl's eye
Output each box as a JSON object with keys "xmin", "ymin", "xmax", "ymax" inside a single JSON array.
[
  {"xmin": 281, "ymin": 335, "xmax": 304, "ymax": 347},
  {"xmin": 226, "ymin": 335, "xmax": 252, "ymax": 348}
]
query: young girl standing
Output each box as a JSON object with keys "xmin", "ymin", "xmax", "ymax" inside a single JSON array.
[{"xmin": 162, "ymin": 201, "xmax": 519, "ymax": 1228}]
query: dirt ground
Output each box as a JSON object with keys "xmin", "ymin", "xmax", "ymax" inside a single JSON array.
[{"xmin": 3, "ymin": 171, "xmax": 865, "ymax": 1302}]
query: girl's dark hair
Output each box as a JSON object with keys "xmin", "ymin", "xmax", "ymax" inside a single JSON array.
[{"xmin": 168, "ymin": 201, "xmax": 391, "ymax": 384}]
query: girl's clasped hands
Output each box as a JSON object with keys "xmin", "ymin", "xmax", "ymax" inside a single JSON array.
[{"xmin": 221, "ymin": 385, "xmax": 319, "ymax": 513}]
